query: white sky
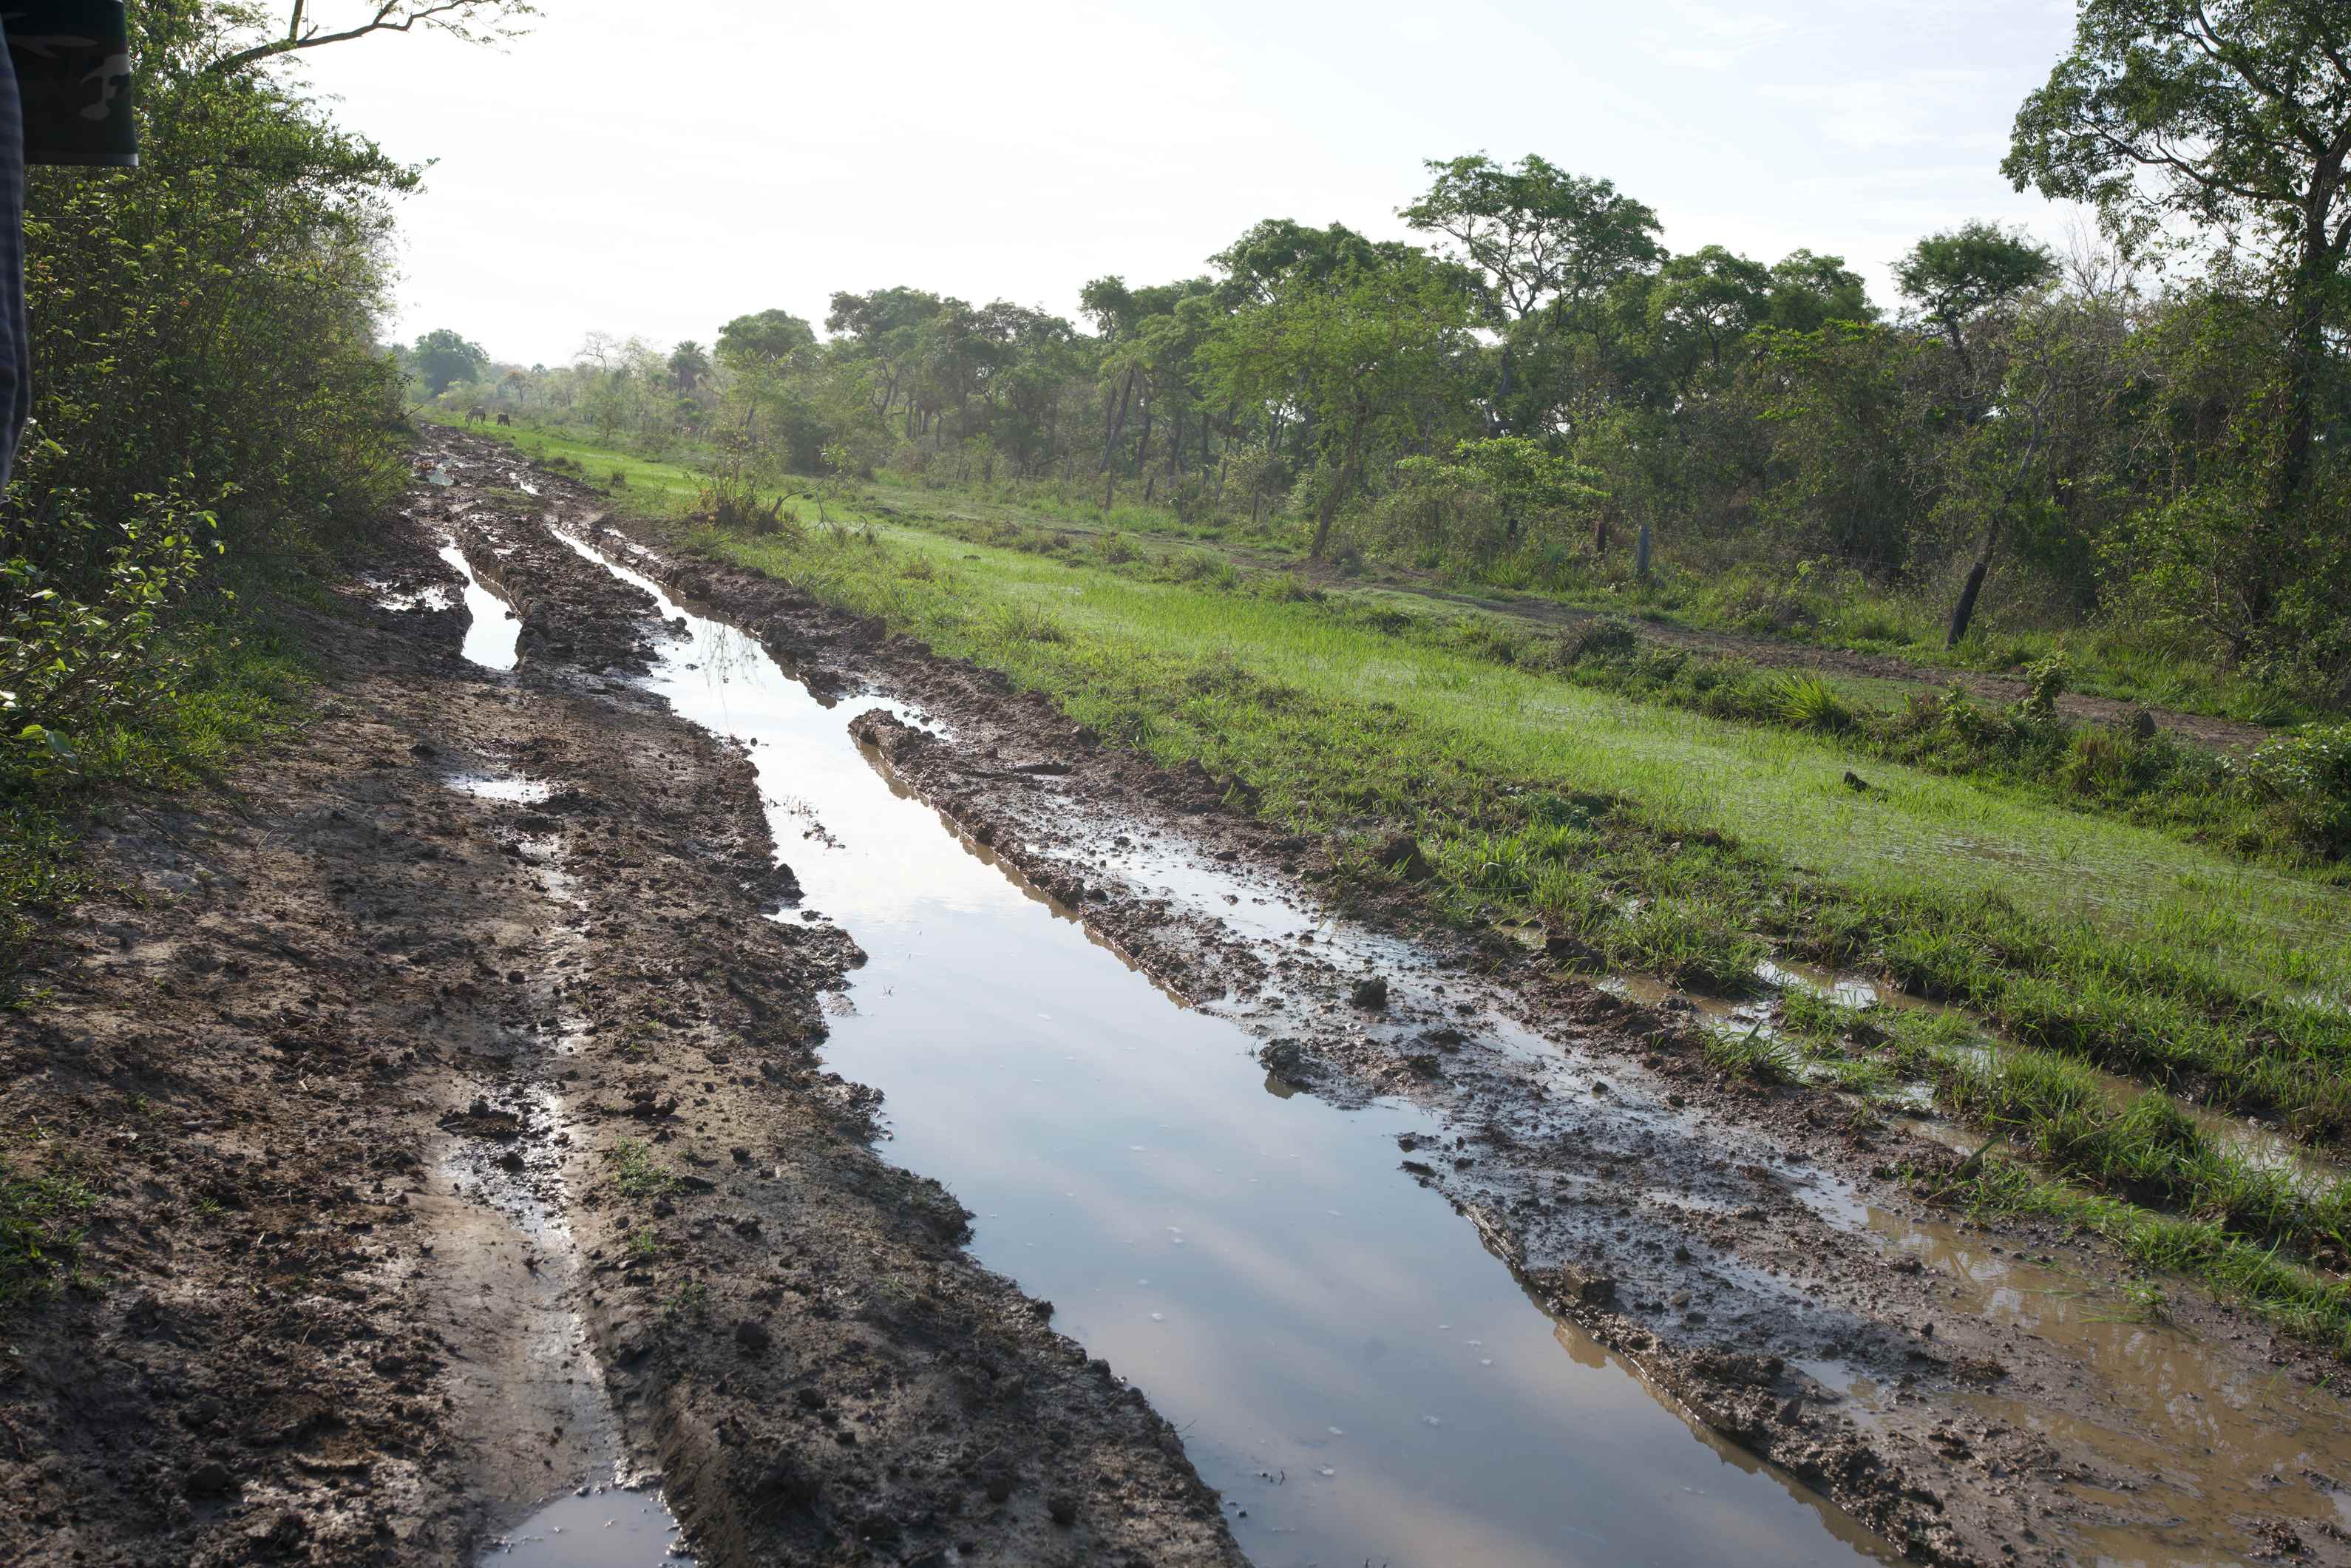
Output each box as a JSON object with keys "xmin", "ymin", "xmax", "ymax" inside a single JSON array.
[{"xmin": 294, "ymin": 0, "xmax": 2086, "ymax": 367}]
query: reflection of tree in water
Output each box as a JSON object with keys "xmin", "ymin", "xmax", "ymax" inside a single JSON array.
[
  {"xmin": 765, "ymin": 790, "xmax": 841, "ymax": 849},
  {"xmin": 698, "ymin": 622, "xmax": 764, "ymax": 689}
]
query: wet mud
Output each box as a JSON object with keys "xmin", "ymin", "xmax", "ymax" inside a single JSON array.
[
  {"xmin": 569, "ymin": 444, "xmax": 2351, "ymax": 1565},
  {"xmin": 7, "ymin": 427, "xmax": 2346, "ymax": 1568}
]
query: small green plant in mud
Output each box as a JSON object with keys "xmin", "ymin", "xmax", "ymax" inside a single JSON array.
[
  {"xmin": 1702, "ymin": 1023, "xmax": 1797, "ymax": 1084},
  {"xmin": 1, "ymin": 1147, "xmax": 95, "ymax": 1307},
  {"xmin": 609, "ymin": 1138, "xmax": 676, "ymax": 1201},
  {"xmin": 662, "ymin": 1279, "xmax": 711, "ymax": 1324},
  {"xmin": 628, "ymin": 1227, "xmax": 659, "ymax": 1262}
]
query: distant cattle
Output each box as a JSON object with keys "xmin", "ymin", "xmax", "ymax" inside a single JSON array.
[
  {"xmin": 495, "ymin": 412, "xmax": 512, "ymax": 427},
  {"xmin": 466, "ymin": 405, "xmax": 487, "ymax": 426}
]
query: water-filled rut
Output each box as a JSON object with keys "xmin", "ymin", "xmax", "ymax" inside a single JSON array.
[{"xmin": 551, "ymin": 527, "xmax": 1893, "ymax": 1566}]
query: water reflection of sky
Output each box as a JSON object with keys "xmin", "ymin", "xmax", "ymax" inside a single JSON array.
[{"xmin": 569, "ymin": 526, "xmax": 1893, "ymax": 1568}]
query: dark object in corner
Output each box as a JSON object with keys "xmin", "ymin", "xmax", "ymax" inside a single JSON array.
[{"xmin": 10, "ymin": 2, "xmax": 138, "ymax": 169}]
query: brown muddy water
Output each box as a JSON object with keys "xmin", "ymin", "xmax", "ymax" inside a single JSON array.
[{"xmin": 550, "ymin": 529, "xmax": 1897, "ymax": 1567}]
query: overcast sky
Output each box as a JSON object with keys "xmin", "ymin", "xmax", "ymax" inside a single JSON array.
[{"xmin": 296, "ymin": 0, "xmax": 2085, "ymax": 367}]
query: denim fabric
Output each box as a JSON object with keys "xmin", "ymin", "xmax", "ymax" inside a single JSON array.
[{"xmin": 0, "ymin": 23, "xmax": 25, "ymax": 492}]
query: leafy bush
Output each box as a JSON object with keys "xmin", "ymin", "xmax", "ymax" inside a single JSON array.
[{"xmin": 1, "ymin": 474, "xmax": 217, "ymax": 778}]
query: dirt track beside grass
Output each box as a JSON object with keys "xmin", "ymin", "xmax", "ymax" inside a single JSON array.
[
  {"xmin": 5, "ymin": 428, "xmax": 2344, "ymax": 1568},
  {"xmin": 0, "ymin": 442, "xmax": 1241, "ymax": 1567}
]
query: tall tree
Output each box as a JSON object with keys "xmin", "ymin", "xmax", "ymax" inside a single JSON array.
[
  {"xmin": 1207, "ymin": 257, "xmax": 1475, "ymax": 558},
  {"xmin": 1401, "ymin": 155, "xmax": 1663, "ymax": 433},
  {"xmin": 2004, "ymin": 0, "xmax": 2351, "ymax": 507},
  {"xmin": 668, "ymin": 340, "xmax": 710, "ymax": 394},
  {"xmin": 413, "ymin": 327, "xmax": 486, "ymax": 395},
  {"xmin": 1895, "ymin": 222, "xmax": 2057, "ymax": 367}
]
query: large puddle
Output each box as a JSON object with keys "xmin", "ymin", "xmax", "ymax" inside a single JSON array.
[{"xmin": 554, "ymin": 526, "xmax": 1895, "ymax": 1566}]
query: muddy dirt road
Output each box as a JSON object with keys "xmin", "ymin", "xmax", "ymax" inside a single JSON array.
[{"xmin": 6, "ymin": 430, "xmax": 2348, "ymax": 1567}]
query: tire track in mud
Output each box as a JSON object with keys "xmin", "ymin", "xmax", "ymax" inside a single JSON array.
[
  {"xmin": 0, "ymin": 444, "xmax": 1245, "ymax": 1568},
  {"xmin": 513, "ymin": 432, "xmax": 2351, "ymax": 1568}
]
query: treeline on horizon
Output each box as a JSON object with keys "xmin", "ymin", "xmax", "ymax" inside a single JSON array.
[{"xmin": 424, "ymin": 8, "xmax": 2351, "ymax": 710}]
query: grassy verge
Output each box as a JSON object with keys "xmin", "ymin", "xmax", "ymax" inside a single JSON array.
[
  {"xmin": 441, "ymin": 417, "xmax": 2348, "ymax": 875},
  {"xmin": 456, "ymin": 410, "xmax": 2298, "ymax": 724},
  {"xmin": 858, "ymin": 505, "xmax": 2347, "ymax": 873}
]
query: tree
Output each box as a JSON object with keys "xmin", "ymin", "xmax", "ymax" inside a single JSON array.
[
  {"xmin": 2004, "ymin": 0, "xmax": 2351, "ymax": 508},
  {"xmin": 207, "ymin": 1, "xmax": 537, "ymax": 75},
  {"xmin": 716, "ymin": 310, "xmax": 816, "ymax": 370},
  {"xmin": 413, "ymin": 328, "xmax": 486, "ymax": 396},
  {"xmin": 1646, "ymin": 245, "xmax": 1774, "ymax": 382},
  {"xmin": 1207, "ymin": 257, "xmax": 1476, "ymax": 558},
  {"xmin": 1895, "ymin": 222, "xmax": 2057, "ymax": 366},
  {"xmin": 668, "ymin": 341, "xmax": 710, "ymax": 394},
  {"xmin": 1210, "ymin": 218, "xmax": 1417, "ymax": 307},
  {"xmin": 1400, "ymin": 155, "xmax": 1663, "ymax": 326},
  {"xmin": 1764, "ymin": 251, "xmax": 1878, "ymax": 332},
  {"xmin": 1401, "ymin": 155, "xmax": 1663, "ymax": 433}
]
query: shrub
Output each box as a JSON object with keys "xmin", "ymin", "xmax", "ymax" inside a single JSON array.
[
  {"xmin": 1553, "ymin": 617, "xmax": 1640, "ymax": 665},
  {"xmin": 1771, "ymin": 673, "xmax": 1853, "ymax": 731},
  {"xmin": 1, "ymin": 478, "xmax": 217, "ymax": 779}
]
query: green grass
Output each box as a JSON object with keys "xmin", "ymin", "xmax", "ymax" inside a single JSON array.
[
  {"xmin": 0, "ymin": 1142, "xmax": 95, "ymax": 1307},
  {"xmin": 456, "ymin": 417, "xmax": 2351, "ymax": 1124},
  {"xmin": 472, "ymin": 418, "xmax": 2351, "ymax": 1351}
]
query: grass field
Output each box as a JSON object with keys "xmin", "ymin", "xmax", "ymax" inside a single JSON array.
[
  {"xmin": 440, "ymin": 410, "xmax": 2293, "ymax": 724},
  {"xmin": 456, "ymin": 415, "xmax": 2351, "ymax": 1351}
]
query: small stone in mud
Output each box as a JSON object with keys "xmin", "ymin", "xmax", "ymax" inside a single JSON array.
[
  {"xmin": 1351, "ymin": 975, "xmax": 1390, "ymax": 1010},
  {"xmin": 734, "ymin": 1318, "xmax": 772, "ymax": 1355},
  {"xmin": 730, "ymin": 1146, "xmax": 751, "ymax": 1163},
  {"xmin": 505, "ymin": 969, "xmax": 525, "ymax": 984},
  {"xmin": 495, "ymin": 1150, "xmax": 525, "ymax": 1172},
  {"xmin": 1047, "ymin": 1491, "xmax": 1079, "ymax": 1526}
]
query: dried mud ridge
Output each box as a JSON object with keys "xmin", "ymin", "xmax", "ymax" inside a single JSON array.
[{"xmin": 4, "ymin": 425, "xmax": 2344, "ymax": 1568}]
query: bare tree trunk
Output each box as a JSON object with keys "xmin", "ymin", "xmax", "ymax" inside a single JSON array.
[
  {"xmin": 1944, "ymin": 423, "xmax": 2050, "ymax": 648},
  {"xmin": 1944, "ymin": 556, "xmax": 1991, "ymax": 649},
  {"xmin": 1635, "ymin": 524, "xmax": 1652, "ymax": 582},
  {"xmin": 1102, "ymin": 369, "xmax": 1135, "ymax": 472}
]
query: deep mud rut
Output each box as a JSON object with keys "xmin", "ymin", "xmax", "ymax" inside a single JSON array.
[{"xmin": 2, "ymin": 429, "xmax": 2345, "ymax": 1568}]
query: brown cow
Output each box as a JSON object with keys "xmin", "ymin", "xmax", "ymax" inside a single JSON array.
[
  {"xmin": 495, "ymin": 412, "xmax": 512, "ymax": 427},
  {"xmin": 466, "ymin": 404, "xmax": 487, "ymax": 426}
]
